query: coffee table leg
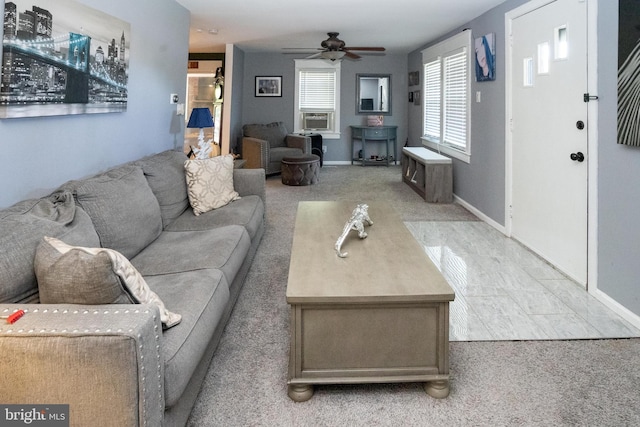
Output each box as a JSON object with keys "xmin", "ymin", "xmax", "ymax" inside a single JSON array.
[
  {"xmin": 288, "ymin": 384, "xmax": 314, "ymax": 402},
  {"xmin": 424, "ymin": 380, "xmax": 450, "ymax": 398}
]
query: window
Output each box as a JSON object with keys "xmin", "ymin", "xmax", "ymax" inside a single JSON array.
[
  {"xmin": 421, "ymin": 30, "xmax": 471, "ymax": 162},
  {"xmin": 294, "ymin": 59, "xmax": 341, "ymax": 139},
  {"xmin": 538, "ymin": 42, "xmax": 550, "ymax": 74},
  {"xmin": 554, "ymin": 25, "xmax": 568, "ymax": 60}
]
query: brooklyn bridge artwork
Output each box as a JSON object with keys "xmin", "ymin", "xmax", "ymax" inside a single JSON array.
[{"xmin": 1, "ymin": 0, "xmax": 130, "ymax": 118}]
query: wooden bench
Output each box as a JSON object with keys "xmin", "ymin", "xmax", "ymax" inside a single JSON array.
[{"xmin": 401, "ymin": 147, "xmax": 453, "ymax": 203}]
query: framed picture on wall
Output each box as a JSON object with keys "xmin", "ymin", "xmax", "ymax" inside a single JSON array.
[
  {"xmin": 0, "ymin": 0, "xmax": 131, "ymax": 118},
  {"xmin": 475, "ymin": 33, "xmax": 496, "ymax": 82},
  {"xmin": 618, "ymin": 0, "xmax": 640, "ymax": 146},
  {"xmin": 255, "ymin": 76, "xmax": 282, "ymax": 97},
  {"xmin": 408, "ymin": 71, "xmax": 419, "ymax": 86}
]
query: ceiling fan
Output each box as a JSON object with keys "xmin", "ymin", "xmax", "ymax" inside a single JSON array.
[{"xmin": 285, "ymin": 32, "xmax": 385, "ymax": 61}]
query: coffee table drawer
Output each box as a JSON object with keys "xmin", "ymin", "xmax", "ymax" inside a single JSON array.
[{"xmin": 292, "ymin": 303, "xmax": 448, "ymax": 377}]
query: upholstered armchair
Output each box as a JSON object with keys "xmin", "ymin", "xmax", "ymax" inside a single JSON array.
[{"xmin": 241, "ymin": 122, "xmax": 311, "ymax": 175}]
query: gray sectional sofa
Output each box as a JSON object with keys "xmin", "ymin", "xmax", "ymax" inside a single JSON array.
[{"xmin": 0, "ymin": 150, "xmax": 265, "ymax": 426}]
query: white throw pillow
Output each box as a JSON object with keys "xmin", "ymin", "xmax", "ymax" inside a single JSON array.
[
  {"xmin": 41, "ymin": 236, "xmax": 182, "ymax": 328},
  {"xmin": 184, "ymin": 155, "xmax": 240, "ymax": 216}
]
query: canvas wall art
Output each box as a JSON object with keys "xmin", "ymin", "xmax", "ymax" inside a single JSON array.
[
  {"xmin": 617, "ymin": 0, "xmax": 640, "ymax": 146},
  {"xmin": 1, "ymin": 0, "xmax": 130, "ymax": 118},
  {"xmin": 474, "ymin": 33, "xmax": 495, "ymax": 82}
]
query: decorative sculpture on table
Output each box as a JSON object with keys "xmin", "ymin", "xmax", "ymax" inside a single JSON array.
[{"xmin": 335, "ymin": 204, "xmax": 373, "ymax": 258}]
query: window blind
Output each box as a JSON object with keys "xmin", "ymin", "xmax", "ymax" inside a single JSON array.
[
  {"xmin": 443, "ymin": 50, "xmax": 467, "ymax": 149},
  {"xmin": 299, "ymin": 70, "xmax": 336, "ymax": 111},
  {"xmin": 424, "ymin": 59, "xmax": 441, "ymax": 141},
  {"xmin": 420, "ymin": 30, "xmax": 471, "ymax": 161}
]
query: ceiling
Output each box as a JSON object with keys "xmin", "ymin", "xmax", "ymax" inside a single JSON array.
[{"xmin": 176, "ymin": 0, "xmax": 509, "ymax": 54}]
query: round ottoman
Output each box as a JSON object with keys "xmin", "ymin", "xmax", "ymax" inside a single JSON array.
[{"xmin": 281, "ymin": 154, "xmax": 320, "ymax": 186}]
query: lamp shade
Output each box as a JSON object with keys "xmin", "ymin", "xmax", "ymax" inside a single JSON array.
[{"xmin": 187, "ymin": 108, "xmax": 214, "ymax": 128}]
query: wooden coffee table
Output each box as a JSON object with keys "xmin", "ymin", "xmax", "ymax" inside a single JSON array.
[{"xmin": 286, "ymin": 201, "xmax": 455, "ymax": 401}]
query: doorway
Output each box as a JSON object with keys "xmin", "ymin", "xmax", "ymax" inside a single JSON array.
[{"xmin": 506, "ymin": 0, "xmax": 590, "ymax": 286}]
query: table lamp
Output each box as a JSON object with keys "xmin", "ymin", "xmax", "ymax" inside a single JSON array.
[{"xmin": 187, "ymin": 108, "xmax": 215, "ymax": 159}]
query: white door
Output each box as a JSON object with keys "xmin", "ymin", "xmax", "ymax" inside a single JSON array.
[{"xmin": 509, "ymin": 0, "xmax": 588, "ymax": 285}]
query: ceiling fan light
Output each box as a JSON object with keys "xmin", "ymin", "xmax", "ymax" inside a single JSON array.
[{"xmin": 321, "ymin": 50, "xmax": 346, "ymax": 61}]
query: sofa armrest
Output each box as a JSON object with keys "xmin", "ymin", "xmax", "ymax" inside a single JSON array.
[
  {"xmin": 0, "ymin": 303, "xmax": 164, "ymax": 427},
  {"xmin": 241, "ymin": 137, "xmax": 269, "ymax": 170},
  {"xmin": 233, "ymin": 168, "xmax": 266, "ymax": 203},
  {"xmin": 286, "ymin": 134, "xmax": 312, "ymax": 154}
]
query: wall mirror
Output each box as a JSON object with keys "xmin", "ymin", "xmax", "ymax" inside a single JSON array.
[{"xmin": 356, "ymin": 74, "xmax": 391, "ymax": 115}]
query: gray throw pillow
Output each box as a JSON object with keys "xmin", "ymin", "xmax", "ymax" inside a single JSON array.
[{"xmin": 35, "ymin": 236, "xmax": 181, "ymax": 329}]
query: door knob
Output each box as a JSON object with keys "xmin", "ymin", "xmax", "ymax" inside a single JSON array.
[
  {"xmin": 576, "ymin": 121, "xmax": 585, "ymax": 130},
  {"xmin": 570, "ymin": 152, "xmax": 585, "ymax": 162}
]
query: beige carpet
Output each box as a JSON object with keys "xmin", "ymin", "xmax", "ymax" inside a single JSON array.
[{"xmin": 187, "ymin": 165, "xmax": 640, "ymax": 426}]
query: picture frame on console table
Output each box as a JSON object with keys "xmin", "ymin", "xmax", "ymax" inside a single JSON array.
[{"xmin": 255, "ymin": 76, "xmax": 282, "ymax": 97}]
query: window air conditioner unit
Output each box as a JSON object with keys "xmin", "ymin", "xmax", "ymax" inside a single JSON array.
[{"xmin": 303, "ymin": 113, "xmax": 329, "ymax": 131}]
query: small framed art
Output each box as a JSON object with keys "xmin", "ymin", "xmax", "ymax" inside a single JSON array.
[{"xmin": 255, "ymin": 76, "xmax": 282, "ymax": 97}]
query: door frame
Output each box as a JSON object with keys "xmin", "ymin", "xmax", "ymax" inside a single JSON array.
[{"xmin": 504, "ymin": 0, "xmax": 598, "ymax": 292}]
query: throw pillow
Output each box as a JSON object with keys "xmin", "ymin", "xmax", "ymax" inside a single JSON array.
[
  {"xmin": 35, "ymin": 236, "xmax": 182, "ymax": 329},
  {"xmin": 184, "ymin": 154, "xmax": 240, "ymax": 216}
]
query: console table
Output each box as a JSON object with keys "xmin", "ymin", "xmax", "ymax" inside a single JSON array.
[
  {"xmin": 350, "ymin": 126, "xmax": 397, "ymax": 166},
  {"xmin": 286, "ymin": 201, "xmax": 454, "ymax": 402}
]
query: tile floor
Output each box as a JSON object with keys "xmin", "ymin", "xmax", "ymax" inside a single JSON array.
[{"xmin": 405, "ymin": 221, "xmax": 640, "ymax": 341}]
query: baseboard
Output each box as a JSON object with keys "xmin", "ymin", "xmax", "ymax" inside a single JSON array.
[
  {"xmin": 322, "ymin": 161, "xmax": 400, "ymax": 166},
  {"xmin": 453, "ymin": 194, "xmax": 507, "ymax": 235},
  {"xmin": 322, "ymin": 161, "xmax": 352, "ymax": 166},
  {"xmin": 592, "ymin": 288, "xmax": 640, "ymax": 331}
]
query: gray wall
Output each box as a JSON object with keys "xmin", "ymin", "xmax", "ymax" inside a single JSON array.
[
  {"xmin": 406, "ymin": 0, "xmax": 640, "ymax": 318},
  {"xmin": 407, "ymin": 0, "xmax": 528, "ymax": 226},
  {"xmin": 0, "ymin": 0, "xmax": 190, "ymax": 208},
  {"xmin": 597, "ymin": 2, "xmax": 640, "ymax": 316},
  {"xmin": 238, "ymin": 52, "xmax": 408, "ymax": 163}
]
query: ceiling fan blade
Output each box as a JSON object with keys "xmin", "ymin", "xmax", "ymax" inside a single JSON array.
[
  {"xmin": 345, "ymin": 51, "xmax": 361, "ymax": 59},
  {"xmin": 282, "ymin": 47, "xmax": 322, "ymax": 51},
  {"xmin": 305, "ymin": 52, "xmax": 323, "ymax": 59},
  {"xmin": 344, "ymin": 47, "xmax": 386, "ymax": 52}
]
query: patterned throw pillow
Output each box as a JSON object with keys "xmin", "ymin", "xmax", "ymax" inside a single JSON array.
[
  {"xmin": 35, "ymin": 236, "xmax": 181, "ymax": 329},
  {"xmin": 184, "ymin": 155, "xmax": 240, "ymax": 216}
]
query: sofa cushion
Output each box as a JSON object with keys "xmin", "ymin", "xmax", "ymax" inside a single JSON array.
[
  {"xmin": 0, "ymin": 191, "xmax": 100, "ymax": 304},
  {"xmin": 73, "ymin": 165, "xmax": 163, "ymax": 259},
  {"xmin": 135, "ymin": 150, "xmax": 190, "ymax": 228},
  {"xmin": 132, "ymin": 226, "xmax": 250, "ymax": 287},
  {"xmin": 184, "ymin": 155, "xmax": 240, "ymax": 216},
  {"xmin": 35, "ymin": 236, "xmax": 181, "ymax": 328},
  {"xmin": 145, "ymin": 269, "xmax": 230, "ymax": 408},
  {"xmin": 242, "ymin": 121, "xmax": 288, "ymax": 148},
  {"xmin": 165, "ymin": 195, "xmax": 264, "ymax": 241}
]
